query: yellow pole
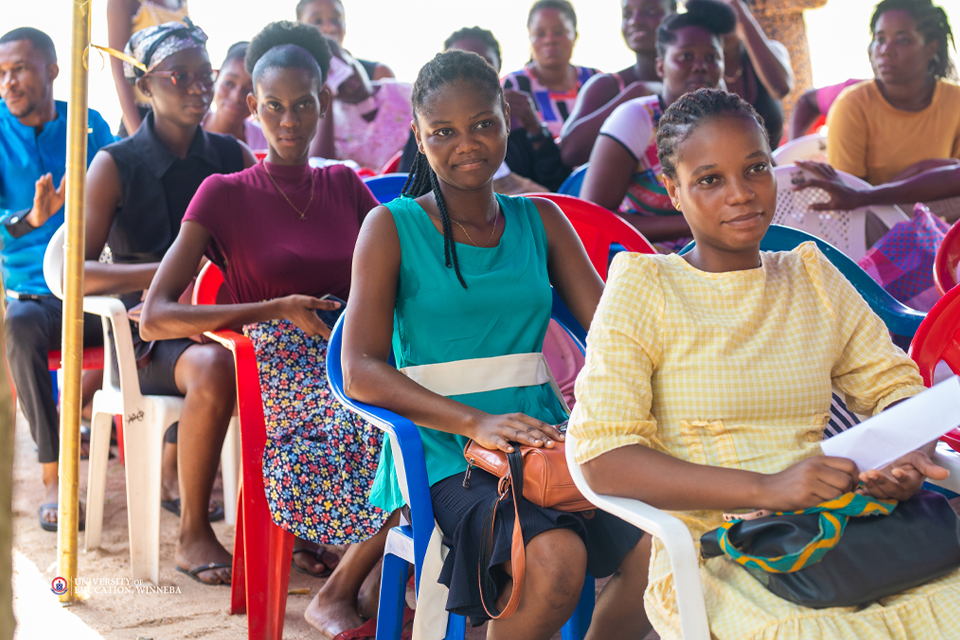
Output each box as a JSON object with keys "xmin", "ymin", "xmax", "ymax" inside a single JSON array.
[{"xmin": 57, "ymin": 0, "xmax": 91, "ymax": 603}]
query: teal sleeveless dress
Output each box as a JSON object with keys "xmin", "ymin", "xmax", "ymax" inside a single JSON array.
[{"xmin": 369, "ymin": 193, "xmax": 642, "ymax": 624}]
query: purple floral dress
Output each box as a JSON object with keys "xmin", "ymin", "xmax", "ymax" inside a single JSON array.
[{"xmin": 244, "ymin": 319, "xmax": 387, "ymax": 544}]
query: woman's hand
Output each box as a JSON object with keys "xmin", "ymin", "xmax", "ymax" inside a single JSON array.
[
  {"xmin": 470, "ymin": 413, "xmax": 566, "ymax": 454},
  {"xmin": 757, "ymin": 456, "xmax": 859, "ymax": 511},
  {"xmin": 858, "ymin": 450, "xmax": 948, "ymax": 501},
  {"xmin": 503, "ymin": 89, "xmax": 541, "ymax": 135},
  {"xmin": 275, "ymin": 295, "xmax": 342, "ymax": 339},
  {"xmin": 793, "ymin": 160, "xmax": 868, "ymax": 211}
]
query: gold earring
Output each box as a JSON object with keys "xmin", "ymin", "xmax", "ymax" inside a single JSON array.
[{"xmin": 674, "ymin": 200, "xmax": 681, "ymax": 211}]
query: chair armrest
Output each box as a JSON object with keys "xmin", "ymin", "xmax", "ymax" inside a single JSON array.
[{"xmin": 82, "ymin": 295, "xmax": 143, "ymax": 404}]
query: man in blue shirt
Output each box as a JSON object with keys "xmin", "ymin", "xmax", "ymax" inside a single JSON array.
[{"xmin": 0, "ymin": 27, "xmax": 116, "ymax": 531}]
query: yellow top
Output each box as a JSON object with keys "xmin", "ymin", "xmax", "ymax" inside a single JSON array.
[
  {"xmin": 131, "ymin": 0, "xmax": 189, "ymax": 34},
  {"xmin": 569, "ymin": 243, "xmax": 960, "ymax": 640},
  {"xmin": 827, "ymin": 79, "xmax": 960, "ymax": 185}
]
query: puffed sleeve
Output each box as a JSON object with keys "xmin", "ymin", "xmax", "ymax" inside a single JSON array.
[
  {"xmin": 569, "ymin": 252, "xmax": 664, "ymax": 463},
  {"xmin": 826, "ymin": 83, "xmax": 870, "ymax": 181},
  {"xmin": 798, "ymin": 242, "xmax": 926, "ymax": 415}
]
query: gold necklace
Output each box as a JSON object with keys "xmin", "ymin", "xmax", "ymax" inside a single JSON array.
[
  {"xmin": 451, "ymin": 203, "xmax": 500, "ymax": 248},
  {"xmin": 262, "ymin": 160, "xmax": 315, "ymax": 220}
]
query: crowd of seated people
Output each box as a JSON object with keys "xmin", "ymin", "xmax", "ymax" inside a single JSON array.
[{"xmin": 2, "ymin": 0, "xmax": 959, "ymax": 639}]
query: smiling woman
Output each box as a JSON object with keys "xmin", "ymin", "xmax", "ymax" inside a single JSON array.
[{"xmin": 201, "ymin": 42, "xmax": 268, "ymax": 150}]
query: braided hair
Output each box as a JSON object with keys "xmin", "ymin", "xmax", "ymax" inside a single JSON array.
[
  {"xmin": 245, "ymin": 21, "xmax": 332, "ymax": 90},
  {"xmin": 402, "ymin": 50, "xmax": 506, "ymax": 289},
  {"xmin": 656, "ymin": 88, "xmax": 766, "ymax": 181},
  {"xmin": 870, "ymin": 0, "xmax": 956, "ymax": 80}
]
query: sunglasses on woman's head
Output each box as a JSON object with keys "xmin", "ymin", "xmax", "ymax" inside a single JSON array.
[{"xmin": 146, "ymin": 68, "xmax": 218, "ymax": 88}]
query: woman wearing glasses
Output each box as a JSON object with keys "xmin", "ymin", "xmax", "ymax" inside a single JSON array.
[{"xmin": 83, "ymin": 20, "xmax": 256, "ymax": 586}]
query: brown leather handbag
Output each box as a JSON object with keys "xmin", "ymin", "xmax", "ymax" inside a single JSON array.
[{"xmin": 464, "ymin": 427, "xmax": 594, "ymax": 620}]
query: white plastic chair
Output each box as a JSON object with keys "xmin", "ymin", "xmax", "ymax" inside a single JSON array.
[
  {"xmin": 566, "ymin": 429, "xmax": 960, "ymax": 639},
  {"xmin": 772, "ymin": 132, "xmax": 828, "ymax": 165},
  {"xmin": 774, "ymin": 165, "xmax": 909, "ymax": 262},
  {"xmin": 42, "ymin": 225, "xmax": 239, "ymax": 585}
]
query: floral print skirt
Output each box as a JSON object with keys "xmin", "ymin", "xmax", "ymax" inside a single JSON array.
[{"xmin": 244, "ymin": 319, "xmax": 387, "ymax": 544}]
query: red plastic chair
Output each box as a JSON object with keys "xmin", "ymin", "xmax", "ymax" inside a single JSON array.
[
  {"xmin": 526, "ymin": 193, "xmax": 657, "ymax": 278},
  {"xmin": 908, "ymin": 284, "xmax": 960, "ymax": 451},
  {"xmin": 934, "ymin": 221, "xmax": 960, "ymax": 296},
  {"xmin": 379, "ymin": 149, "xmax": 403, "ymax": 175},
  {"xmin": 192, "ymin": 263, "xmax": 294, "ymax": 640}
]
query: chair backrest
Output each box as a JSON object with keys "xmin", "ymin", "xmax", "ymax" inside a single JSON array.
[
  {"xmin": 379, "ymin": 150, "xmax": 404, "ymax": 175},
  {"xmin": 528, "ymin": 193, "xmax": 657, "ymax": 279},
  {"xmin": 42, "ymin": 225, "xmax": 66, "ymax": 299},
  {"xmin": 771, "ymin": 133, "xmax": 828, "ymax": 165},
  {"xmin": 558, "ymin": 164, "xmax": 588, "ymax": 196},
  {"xmin": 363, "ymin": 173, "xmax": 409, "ymax": 204},
  {"xmin": 908, "ymin": 284, "xmax": 960, "ymax": 386},
  {"xmin": 773, "ymin": 165, "xmax": 909, "ymax": 262},
  {"xmin": 679, "ymin": 224, "xmax": 925, "ymax": 338},
  {"xmin": 934, "ymin": 220, "xmax": 960, "ymax": 296}
]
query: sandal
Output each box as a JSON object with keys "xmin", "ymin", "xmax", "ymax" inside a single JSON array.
[
  {"xmin": 332, "ymin": 607, "xmax": 415, "ymax": 640},
  {"xmin": 38, "ymin": 502, "xmax": 85, "ymax": 532},
  {"xmin": 176, "ymin": 562, "xmax": 231, "ymax": 586},
  {"xmin": 160, "ymin": 498, "xmax": 225, "ymax": 522},
  {"xmin": 291, "ymin": 546, "xmax": 339, "ymax": 578}
]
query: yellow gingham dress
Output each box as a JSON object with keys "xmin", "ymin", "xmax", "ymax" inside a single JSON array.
[{"xmin": 569, "ymin": 242, "xmax": 960, "ymax": 640}]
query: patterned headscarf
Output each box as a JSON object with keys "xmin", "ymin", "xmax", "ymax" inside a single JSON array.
[{"xmin": 123, "ymin": 18, "xmax": 208, "ymax": 84}]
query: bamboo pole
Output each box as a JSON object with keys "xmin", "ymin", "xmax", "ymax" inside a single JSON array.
[{"xmin": 57, "ymin": 0, "xmax": 91, "ymax": 603}]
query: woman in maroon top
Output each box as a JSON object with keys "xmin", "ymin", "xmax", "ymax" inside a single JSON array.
[{"xmin": 141, "ymin": 22, "xmax": 394, "ymax": 637}]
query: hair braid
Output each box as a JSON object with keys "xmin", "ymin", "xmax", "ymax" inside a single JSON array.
[
  {"xmin": 656, "ymin": 88, "xmax": 766, "ymax": 181},
  {"xmin": 871, "ymin": 0, "xmax": 956, "ymax": 80}
]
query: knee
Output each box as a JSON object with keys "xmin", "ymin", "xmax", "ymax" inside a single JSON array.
[
  {"xmin": 525, "ymin": 528, "xmax": 587, "ymax": 612},
  {"xmin": 4, "ymin": 302, "xmax": 51, "ymax": 352},
  {"xmin": 185, "ymin": 345, "xmax": 236, "ymax": 400}
]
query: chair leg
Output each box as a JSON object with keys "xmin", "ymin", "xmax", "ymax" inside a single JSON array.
[
  {"xmin": 230, "ymin": 485, "xmax": 247, "ymax": 615},
  {"xmin": 376, "ymin": 550, "xmax": 409, "ymax": 640},
  {"xmin": 560, "ymin": 574, "xmax": 595, "ymax": 640},
  {"xmin": 83, "ymin": 408, "xmax": 113, "ymax": 551},
  {"xmin": 266, "ymin": 524, "xmax": 294, "ymax": 640},
  {"xmin": 221, "ymin": 417, "xmax": 240, "ymax": 526},
  {"xmin": 123, "ymin": 411, "xmax": 165, "ymax": 585},
  {"xmin": 445, "ymin": 614, "xmax": 467, "ymax": 640}
]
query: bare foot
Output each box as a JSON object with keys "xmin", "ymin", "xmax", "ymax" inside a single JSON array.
[
  {"xmin": 356, "ymin": 559, "xmax": 382, "ymax": 620},
  {"xmin": 304, "ymin": 589, "xmax": 365, "ymax": 639},
  {"xmin": 293, "ymin": 539, "xmax": 342, "ymax": 577},
  {"xmin": 175, "ymin": 528, "xmax": 232, "ymax": 585}
]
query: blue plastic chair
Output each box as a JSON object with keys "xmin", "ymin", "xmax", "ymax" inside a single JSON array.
[
  {"xmin": 364, "ymin": 173, "xmax": 409, "ymax": 204},
  {"xmin": 678, "ymin": 225, "xmax": 925, "ymax": 338},
  {"xmin": 327, "ymin": 300, "xmax": 594, "ymax": 640},
  {"xmin": 557, "ymin": 164, "xmax": 588, "ymax": 196}
]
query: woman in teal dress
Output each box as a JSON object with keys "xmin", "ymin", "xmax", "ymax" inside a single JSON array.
[{"xmin": 342, "ymin": 50, "xmax": 651, "ymax": 639}]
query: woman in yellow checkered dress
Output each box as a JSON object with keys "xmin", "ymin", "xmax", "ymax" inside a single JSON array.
[{"xmin": 568, "ymin": 88, "xmax": 960, "ymax": 640}]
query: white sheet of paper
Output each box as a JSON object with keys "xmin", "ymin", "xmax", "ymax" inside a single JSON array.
[{"xmin": 820, "ymin": 376, "xmax": 960, "ymax": 472}]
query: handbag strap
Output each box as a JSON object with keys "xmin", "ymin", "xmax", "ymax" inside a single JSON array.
[
  {"xmin": 478, "ymin": 445, "xmax": 526, "ymax": 619},
  {"xmin": 716, "ymin": 492, "xmax": 897, "ymax": 574}
]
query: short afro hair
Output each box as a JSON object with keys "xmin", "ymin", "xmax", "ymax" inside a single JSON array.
[
  {"xmin": 0, "ymin": 27, "xmax": 56, "ymax": 64},
  {"xmin": 443, "ymin": 27, "xmax": 502, "ymax": 71},
  {"xmin": 245, "ymin": 21, "xmax": 331, "ymax": 88},
  {"xmin": 657, "ymin": 0, "xmax": 737, "ymax": 58}
]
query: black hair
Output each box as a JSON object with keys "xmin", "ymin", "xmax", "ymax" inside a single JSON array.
[
  {"xmin": 656, "ymin": 88, "xmax": 767, "ymax": 181},
  {"xmin": 444, "ymin": 27, "xmax": 502, "ymax": 70},
  {"xmin": 527, "ymin": 0, "xmax": 577, "ymax": 31},
  {"xmin": 0, "ymin": 27, "xmax": 56, "ymax": 64},
  {"xmin": 870, "ymin": 0, "xmax": 956, "ymax": 79},
  {"xmin": 245, "ymin": 21, "xmax": 331, "ymax": 89},
  {"xmin": 403, "ymin": 50, "xmax": 505, "ymax": 289},
  {"xmin": 221, "ymin": 41, "xmax": 249, "ymax": 69},
  {"xmin": 657, "ymin": 0, "xmax": 736, "ymax": 58},
  {"xmin": 296, "ymin": 0, "xmax": 342, "ymax": 20}
]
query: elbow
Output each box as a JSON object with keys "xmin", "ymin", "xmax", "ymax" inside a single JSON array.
[
  {"xmin": 581, "ymin": 456, "xmax": 618, "ymax": 496},
  {"xmin": 341, "ymin": 358, "xmax": 371, "ymax": 403},
  {"xmin": 559, "ymin": 138, "xmax": 588, "ymax": 168},
  {"xmin": 137, "ymin": 308, "xmax": 159, "ymax": 342}
]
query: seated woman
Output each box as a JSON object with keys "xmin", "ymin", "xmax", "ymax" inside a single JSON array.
[
  {"xmin": 399, "ymin": 27, "xmax": 570, "ymax": 192},
  {"xmin": 307, "ymin": 36, "xmax": 412, "ymax": 171},
  {"xmin": 201, "ymin": 42, "xmax": 267, "ymax": 150},
  {"xmin": 342, "ymin": 49, "xmax": 652, "ymax": 640},
  {"xmin": 827, "ymin": 0, "xmax": 959, "ymax": 187},
  {"xmin": 580, "ymin": 2, "xmax": 728, "ymax": 250},
  {"xmin": 560, "ymin": 0, "xmax": 676, "ymax": 167},
  {"xmin": 569, "ymin": 87, "xmax": 960, "ymax": 640},
  {"xmin": 140, "ymin": 22, "xmax": 394, "ymax": 636},
  {"xmin": 84, "ymin": 20, "xmax": 256, "ymax": 585},
  {"xmin": 296, "ymin": 0, "xmax": 394, "ymax": 80},
  {"xmin": 502, "ymin": 0, "xmax": 600, "ymax": 141}
]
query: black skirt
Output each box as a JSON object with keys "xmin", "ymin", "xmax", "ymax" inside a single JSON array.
[{"xmin": 430, "ymin": 467, "xmax": 644, "ymax": 626}]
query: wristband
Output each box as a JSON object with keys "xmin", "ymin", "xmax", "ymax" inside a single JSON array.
[{"xmin": 526, "ymin": 123, "xmax": 550, "ymax": 144}]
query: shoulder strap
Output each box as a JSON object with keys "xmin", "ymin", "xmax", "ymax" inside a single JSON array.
[{"xmin": 478, "ymin": 447, "xmax": 526, "ymax": 619}]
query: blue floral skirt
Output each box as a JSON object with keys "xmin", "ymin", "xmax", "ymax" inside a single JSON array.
[{"xmin": 244, "ymin": 319, "xmax": 388, "ymax": 544}]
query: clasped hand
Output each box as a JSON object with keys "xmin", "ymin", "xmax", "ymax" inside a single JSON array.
[{"xmin": 470, "ymin": 412, "xmax": 566, "ymax": 454}]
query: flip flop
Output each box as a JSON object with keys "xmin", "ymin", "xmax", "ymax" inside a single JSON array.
[
  {"xmin": 160, "ymin": 498, "xmax": 225, "ymax": 522},
  {"xmin": 291, "ymin": 547, "xmax": 339, "ymax": 578},
  {"xmin": 332, "ymin": 607, "xmax": 415, "ymax": 640},
  {"xmin": 176, "ymin": 562, "xmax": 231, "ymax": 586},
  {"xmin": 38, "ymin": 503, "xmax": 85, "ymax": 532}
]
